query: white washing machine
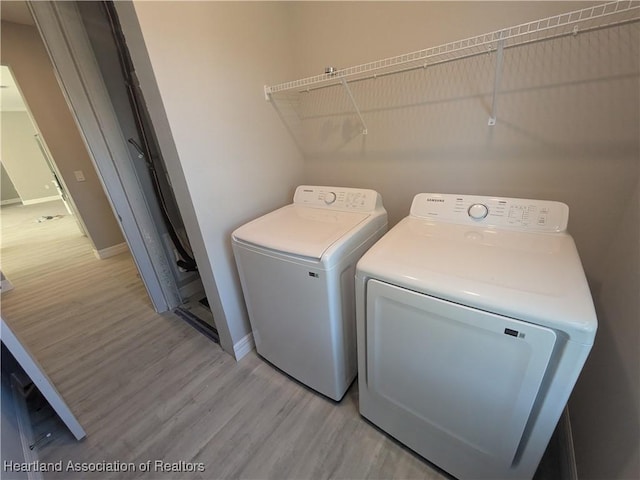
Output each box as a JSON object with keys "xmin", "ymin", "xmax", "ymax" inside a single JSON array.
[
  {"xmin": 232, "ymin": 185, "xmax": 387, "ymax": 401},
  {"xmin": 356, "ymin": 193, "xmax": 597, "ymax": 479}
]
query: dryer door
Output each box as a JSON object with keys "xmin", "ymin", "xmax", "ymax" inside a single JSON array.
[{"xmin": 365, "ymin": 279, "xmax": 557, "ymax": 470}]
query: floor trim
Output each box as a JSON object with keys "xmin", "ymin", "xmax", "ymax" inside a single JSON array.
[
  {"xmin": 22, "ymin": 196, "xmax": 61, "ymax": 205},
  {"xmin": 1, "ymin": 198, "xmax": 22, "ymax": 206},
  {"xmin": 93, "ymin": 242, "xmax": 129, "ymax": 260},
  {"xmin": 233, "ymin": 332, "xmax": 255, "ymax": 360}
]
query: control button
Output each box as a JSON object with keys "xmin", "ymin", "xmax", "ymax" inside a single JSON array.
[
  {"xmin": 324, "ymin": 191, "xmax": 337, "ymax": 205},
  {"xmin": 468, "ymin": 203, "xmax": 489, "ymax": 220}
]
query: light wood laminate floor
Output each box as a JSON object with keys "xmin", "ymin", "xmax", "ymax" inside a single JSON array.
[
  {"xmin": 1, "ymin": 201, "xmax": 559, "ymax": 479},
  {"xmin": 0, "ymin": 201, "xmax": 449, "ymax": 479}
]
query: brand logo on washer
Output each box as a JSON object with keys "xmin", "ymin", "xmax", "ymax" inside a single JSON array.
[
  {"xmin": 504, "ymin": 328, "xmax": 526, "ymax": 339},
  {"xmin": 427, "ymin": 198, "xmax": 445, "ymax": 202}
]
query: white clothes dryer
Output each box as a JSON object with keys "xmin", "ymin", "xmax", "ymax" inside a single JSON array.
[
  {"xmin": 356, "ymin": 193, "xmax": 597, "ymax": 479},
  {"xmin": 233, "ymin": 185, "xmax": 387, "ymax": 401}
]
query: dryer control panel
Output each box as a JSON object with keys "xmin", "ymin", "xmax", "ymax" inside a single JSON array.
[
  {"xmin": 410, "ymin": 193, "xmax": 569, "ymax": 232},
  {"xmin": 293, "ymin": 185, "xmax": 383, "ymax": 212}
]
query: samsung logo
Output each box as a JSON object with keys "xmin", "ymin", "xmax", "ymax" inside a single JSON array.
[{"xmin": 427, "ymin": 198, "xmax": 445, "ymax": 202}]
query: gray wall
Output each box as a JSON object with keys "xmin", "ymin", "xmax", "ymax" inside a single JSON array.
[
  {"xmin": 1, "ymin": 111, "xmax": 56, "ymax": 203},
  {"xmin": 1, "ymin": 162, "xmax": 20, "ymax": 203},
  {"xmin": 1, "ymin": 20, "xmax": 124, "ymax": 252},
  {"xmin": 123, "ymin": 2, "xmax": 638, "ymax": 475},
  {"xmin": 570, "ymin": 180, "xmax": 639, "ymax": 480},
  {"xmin": 283, "ymin": 2, "xmax": 638, "ymax": 479}
]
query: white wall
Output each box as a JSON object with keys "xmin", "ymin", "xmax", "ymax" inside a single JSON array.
[
  {"xmin": 1, "ymin": 111, "xmax": 55, "ymax": 203},
  {"xmin": 0, "ymin": 163, "xmax": 20, "ymax": 203},
  {"xmin": 129, "ymin": 1, "xmax": 304, "ymax": 353},
  {"xmin": 2, "ymin": 20, "xmax": 124, "ymax": 251},
  {"xmin": 283, "ymin": 2, "xmax": 639, "ymax": 479}
]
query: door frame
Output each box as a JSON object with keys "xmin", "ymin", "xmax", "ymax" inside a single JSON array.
[{"xmin": 28, "ymin": 0, "xmax": 180, "ymax": 312}]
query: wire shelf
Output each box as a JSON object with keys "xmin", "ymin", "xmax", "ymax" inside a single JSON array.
[{"xmin": 265, "ymin": 0, "xmax": 640, "ymax": 97}]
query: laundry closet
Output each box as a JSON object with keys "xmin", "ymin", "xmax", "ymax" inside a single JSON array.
[
  {"xmin": 123, "ymin": 1, "xmax": 639, "ymax": 478},
  {"xmin": 38, "ymin": 1, "xmax": 638, "ymax": 479}
]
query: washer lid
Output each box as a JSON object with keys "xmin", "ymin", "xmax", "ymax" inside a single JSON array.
[
  {"xmin": 357, "ymin": 217, "xmax": 597, "ymax": 343},
  {"xmin": 232, "ymin": 204, "xmax": 370, "ymax": 259}
]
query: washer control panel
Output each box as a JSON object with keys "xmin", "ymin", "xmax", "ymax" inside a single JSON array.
[
  {"xmin": 410, "ymin": 193, "xmax": 569, "ymax": 232},
  {"xmin": 293, "ymin": 185, "xmax": 382, "ymax": 212}
]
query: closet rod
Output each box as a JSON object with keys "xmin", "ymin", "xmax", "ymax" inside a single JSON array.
[
  {"xmin": 286, "ymin": 16, "xmax": 639, "ymax": 96},
  {"xmin": 264, "ymin": 0, "xmax": 640, "ymax": 98}
]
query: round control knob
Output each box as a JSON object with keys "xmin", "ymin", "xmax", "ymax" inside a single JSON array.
[
  {"xmin": 468, "ymin": 203, "xmax": 489, "ymax": 220},
  {"xmin": 324, "ymin": 191, "xmax": 337, "ymax": 205}
]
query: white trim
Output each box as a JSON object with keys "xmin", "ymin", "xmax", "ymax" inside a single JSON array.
[
  {"xmin": 21, "ymin": 195, "xmax": 61, "ymax": 205},
  {"xmin": 233, "ymin": 332, "xmax": 255, "ymax": 360},
  {"xmin": 0, "ymin": 317, "xmax": 86, "ymax": 440},
  {"xmin": 93, "ymin": 242, "xmax": 129, "ymax": 260},
  {"xmin": 1, "ymin": 197, "xmax": 22, "ymax": 206}
]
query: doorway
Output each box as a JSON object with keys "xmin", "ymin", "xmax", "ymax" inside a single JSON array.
[
  {"xmin": 1, "ymin": 65, "xmax": 85, "ymax": 235},
  {"xmin": 1, "ymin": 2, "xmax": 217, "ymax": 340},
  {"xmin": 0, "ymin": 66, "xmax": 59, "ymax": 206}
]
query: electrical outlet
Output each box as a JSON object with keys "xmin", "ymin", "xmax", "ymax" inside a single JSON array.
[{"xmin": 74, "ymin": 170, "xmax": 86, "ymax": 182}]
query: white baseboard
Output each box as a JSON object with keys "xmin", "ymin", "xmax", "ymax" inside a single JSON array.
[
  {"xmin": 1, "ymin": 197, "xmax": 22, "ymax": 206},
  {"xmin": 93, "ymin": 242, "xmax": 129, "ymax": 260},
  {"xmin": 558, "ymin": 406, "xmax": 578, "ymax": 480},
  {"xmin": 233, "ymin": 332, "xmax": 255, "ymax": 360},
  {"xmin": 22, "ymin": 195, "xmax": 61, "ymax": 205}
]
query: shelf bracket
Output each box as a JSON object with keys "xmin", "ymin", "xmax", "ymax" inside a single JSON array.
[
  {"xmin": 488, "ymin": 37, "xmax": 505, "ymax": 126},
  {"xmin": 341, "ymin": 78, "xmax": 368, "ymax": 135}
]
